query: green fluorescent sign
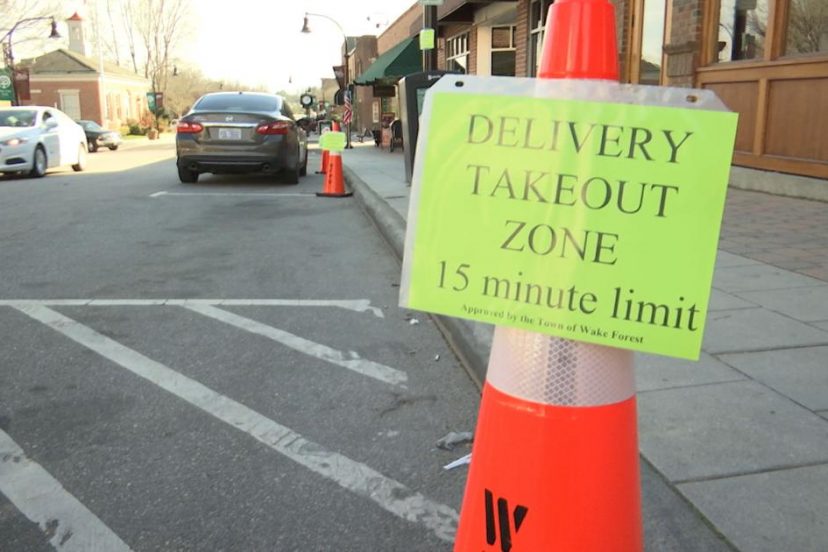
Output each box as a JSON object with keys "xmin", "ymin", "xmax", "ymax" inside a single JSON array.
[
  {"xmin": 420, "ymin": 28, "xmax": 436, "ymax": 50},
  {"xmin": 319, "ymin": 131, "xmax": 346, "ymax": 152},
  {"xmin": 402, "ymin": 83, "xmax": 738, "ymax": 359}
]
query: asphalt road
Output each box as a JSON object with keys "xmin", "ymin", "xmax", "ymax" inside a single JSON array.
[{"xmin": 0, "ymin": 140, "xmax": 479, "ymax": 551}]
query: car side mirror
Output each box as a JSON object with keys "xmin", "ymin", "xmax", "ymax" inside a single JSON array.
[{"xmin": 44, "ymin": 119, "xmax": 58, "ymax": 129}]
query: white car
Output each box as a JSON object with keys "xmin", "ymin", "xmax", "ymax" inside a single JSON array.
[{"xmin": 0, "ymin": 106, "xmax": 88, "ymax": 177}]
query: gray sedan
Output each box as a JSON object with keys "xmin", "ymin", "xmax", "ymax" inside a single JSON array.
[{"xmin": 175, "ymin": 92, "xmax": 308, "ymax": 184}]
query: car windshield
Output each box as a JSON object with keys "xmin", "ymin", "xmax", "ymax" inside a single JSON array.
[
  {"xmin": 0, "ymin": 110, "xmax": 37, "ymax": 127},
  {"xmin": 79, "ymin": 120, "xmax": 103, "ymax": 131},
  {"xmin": 193, "ymin": 94, "xmax": 281, "ymax": 113}
]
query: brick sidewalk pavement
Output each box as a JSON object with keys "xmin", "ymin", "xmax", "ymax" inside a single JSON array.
[{"xmin": 720, "ymin": 188, "xmax": 828, "ymax": 282}]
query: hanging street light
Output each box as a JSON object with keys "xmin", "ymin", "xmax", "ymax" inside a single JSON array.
[{"xmin": 1, "ymin": 17, "xmax": 61, "ymax": 106}]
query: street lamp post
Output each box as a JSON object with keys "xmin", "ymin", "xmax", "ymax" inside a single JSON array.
[
  {"xmin": 301, "ymin": 12, "xmax": 353, "ymax": 149},
  {"xmin": 1, "ymin": 17, "xmax": 60, "ymax": 106},
  {"xmin": 422, "ymin": 5, "xmax": 438, "ymax": 71}
]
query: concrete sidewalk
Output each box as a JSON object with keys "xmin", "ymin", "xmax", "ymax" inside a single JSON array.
[{"xmin": 333, "ymin": 140, "xmax": 828, "ymax": 552}]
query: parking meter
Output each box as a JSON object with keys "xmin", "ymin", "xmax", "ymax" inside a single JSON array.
[{"xmin": 398, "ymin": 71, "xmax": 453, "ymax": 183}]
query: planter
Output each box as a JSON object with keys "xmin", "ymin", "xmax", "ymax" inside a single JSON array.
[{"xmin": 147, "ymin": 128, "xmax": 159, "ymax": 140}]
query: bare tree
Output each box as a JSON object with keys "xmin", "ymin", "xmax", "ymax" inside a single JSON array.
[
  {"xmin": 85, "ymin": 0, "xmax": 128, "ymax": 67},
  {"xmin": 134, "ymin": 0, "xmax": 190, "ymax": 97},
  {"xmin": 162, "ymin": 65, "xmax": 267, "ymax": 118},
  {"xmin": 787, "ymin": 0, "xmax": 828, "ymax": 54},
  {"xmin": 120, "ymin": 0, "xmax": 141, "ymax": 74},
  {"xmin": 102, "ymin": 0, "xmax": 123, "ymax": 65}
]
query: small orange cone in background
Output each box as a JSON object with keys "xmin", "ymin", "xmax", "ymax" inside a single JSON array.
[
  {"xmin": 452, "ymin": 1, "xmax": 643, "ymax": 551},
  {"xmin": 316, "ymin": 150, "xmax": 352, "ymax": 197},
  {"xmin": 316, "ymin": 121, "xmax": 341, "ymax": 174},
  {"xmin": 316, "ymin": 148, "xmax": 329, "ymax": 175}
]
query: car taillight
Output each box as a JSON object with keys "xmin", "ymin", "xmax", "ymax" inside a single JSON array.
[
  {"xmin": 256, "ymin": 121, "xmax": 291, "ymax": 135},
  {"xmin": 177, "ymin": 121, "xmax": 204, "ymax": 134}
]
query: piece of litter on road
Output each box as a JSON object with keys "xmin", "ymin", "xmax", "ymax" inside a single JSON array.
[
  {"xmin": 434, "ymin": 354, "xmax": 440, "ymax": 361},
  {"xmin": 409, "ymin": 319, "xmax": 420, "ymax": 325},
  {"xmin": 436, "ymin": 431, "xmax": 473, "ymax": 450},
  {"xmin": 443, "ymin": 453, "xmax": 472, "ymax": 470}
]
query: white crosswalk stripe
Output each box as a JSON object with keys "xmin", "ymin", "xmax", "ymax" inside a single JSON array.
[
  {"xmin": 184, "ymin": 303, "xmax": 407, "ymax": 387},
  {"xmin": 9, "ymin": 303, "xmax": 458, "ymax": 544},
  {"xmin": 0, "ymin": 429, "xmax": 133, "ymax": 552}
]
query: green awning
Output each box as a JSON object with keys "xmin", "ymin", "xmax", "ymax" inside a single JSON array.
[{"xmin": 354, "ymin": 38, "xmax": 421, "ymax": 85}]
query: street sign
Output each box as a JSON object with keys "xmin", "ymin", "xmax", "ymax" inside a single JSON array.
[
  {"xmin": 419, "ymin": 0, "xmax": 444, "ymax": 5},
  {"xmin": 0, "ymin": 69, "xmax": 13, "ymax": 103},
  {"xmin": 146, "ymin": 92, "xmax": 156, "ymax": 112},
  {"xmin": 420, "ymin": 29, "xmax": 436, "ymax": 50},
  {"xmin": 401, "ymin": 76, "xmax": 738, "ymax": 360},
  {"xmin": 319, "ymin": 131, "xmax": 346, "ymax": 152}
]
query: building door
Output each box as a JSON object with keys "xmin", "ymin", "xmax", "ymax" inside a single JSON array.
[
  {"xmin": 629, "ymin": 0, "xmax": 669, "ymax": 84},
  {"xmin": 59, "ymin": 90, "xmax": 81, "ymax": 119}
]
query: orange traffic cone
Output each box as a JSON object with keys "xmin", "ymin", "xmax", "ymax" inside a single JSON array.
[
  {"xmin": 316, "ymin": 148, "xmax": 328, "ymax": 174},
  {"xmin": 316, "ymin": 150, "xmax": 352, "ymax": 198},
  {"xmin": 452, "ymin": 1, "xmax": 643, "ymax": 551}
]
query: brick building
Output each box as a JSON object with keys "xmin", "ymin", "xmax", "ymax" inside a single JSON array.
[
  {"xmin": 354, "ymin": 0, "xmax": 826, "ymax": 191},
  {"xmin": 18, "ymin": 12, "xmax": 150, "ymax": 130}
]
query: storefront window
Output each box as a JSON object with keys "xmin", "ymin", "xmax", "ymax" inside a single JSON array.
[
  {"xmin": 491, "ymin": 25, "xmax": 516, "ymax": 76},
  {"xmin": 718, "ymin": 0, "xmax": 769, "ymax": 61},
  {"xmin": 784, "ymin": 0, "xmax": 828, "ymax": 56},
  {"xmin": 447, "ymin": 32, "xmax": 470, "ymax": 74},
  {"xmin": 639, "ymin": 0, "xmax": 666, "ymax": 84},
  {"xmin": 529, "ymin": 0, "xmax": 555, "ymax": 76}
]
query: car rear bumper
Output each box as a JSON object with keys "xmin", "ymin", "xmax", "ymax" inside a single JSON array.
[{"xmin": 177, "ymin": 154, "xmax": 289, "ymax": 174}]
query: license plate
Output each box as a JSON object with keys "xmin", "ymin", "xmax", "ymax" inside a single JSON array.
[{"xmin": 218, "ymin": 128, "xmax": 242, "ymax": 140}]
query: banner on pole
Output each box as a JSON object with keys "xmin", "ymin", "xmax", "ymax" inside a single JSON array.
[
  {"xmin": 13, "ymin": 69, "xmax": 30, "ymax": 101},
  {"xmin": 343, "ymin": 90, "xmax": 352, "ymax": 125},
  {"xmin": 400, "ymin": 76, "xmax": 738, "ymax": 359},
  {"xmin": 0, "ymin": 69, "xmax": 13, "ymax": 103}
]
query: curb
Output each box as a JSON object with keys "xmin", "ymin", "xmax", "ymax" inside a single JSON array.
[
  {"xmin": 119, "ymin": 134, "xmax": 176, "ymax": 150},
  {"xmin": 343, "ymin": 164, "xmax": 492, "ymax": 389}
]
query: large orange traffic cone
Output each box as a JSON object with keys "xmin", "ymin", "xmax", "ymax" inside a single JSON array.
[
  {"xmin": 316, "ymin": 150, "xmax": 352, "ymax": 198},
  {"xmin": 452, "ymin": 1, "xmax": 643, "ymax": 551}
]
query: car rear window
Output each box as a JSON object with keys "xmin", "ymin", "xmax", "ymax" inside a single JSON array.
[{"xmin": 194, "ymin": 94, "xmax": 281, "ymax": 112}]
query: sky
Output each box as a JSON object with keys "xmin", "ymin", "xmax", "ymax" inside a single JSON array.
[{"xmin": 187, "ymin": 0, "xmax": 417, "ymax": 93}]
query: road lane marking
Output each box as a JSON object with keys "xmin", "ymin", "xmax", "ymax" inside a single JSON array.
[
  {"xmin": 183, "ymin": 303, "xmax": 406, "ymax": 387},
  {"xmin": 13, "ymin": 305, "xmax": 458, "ymax": 543},
  {"xmin": 0, "ymin": 429, "xmax": 132, "ymax": 551},
  {"xmin": 0, "ymin": 299, "xmax": 384, "ymax": 317},
  {"xmin": 150, "ymin": 192, "xmax": 317, "ymax": 198}
]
